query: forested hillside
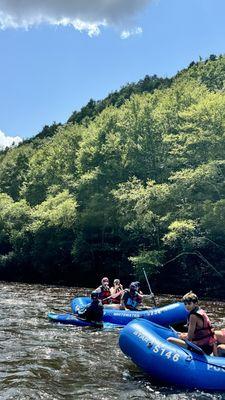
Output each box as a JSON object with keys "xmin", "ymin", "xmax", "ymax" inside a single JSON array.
[{"xmin": 1, "ymin": 55, "xmax": 225, "ymax": 296}]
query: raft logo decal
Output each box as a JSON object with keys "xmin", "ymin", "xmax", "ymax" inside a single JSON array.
[
  {"xmin": 207, "ymin": 364, "xmax": 225, "ymax": 373},
  {"xmin": 133, "ymin": 330, "xmax": 149, "ymax": 343},
  {"xmin": 111, "ymin": 310, "xmax": 162, "ymax": 318},
  {"xmin": 112, "ymin": 312, "xmax": 141, "ymax": 318}
]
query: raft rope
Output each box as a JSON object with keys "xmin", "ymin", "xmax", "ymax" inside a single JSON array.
[
  {"xmin": 159, "ymin": 325, "xmax": 225, "ymax": 370},
  {"xmin": 174, "ymin": 342, "xmax": 225, "ymax": 370}
]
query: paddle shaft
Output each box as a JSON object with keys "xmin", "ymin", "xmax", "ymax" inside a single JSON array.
[
  {"xmin": 102, "ymin": 290, "xmax": 124, "ymax": 303},
  {"xmin": 52, "ymin": 307, "xmax": 71, "ymax": 314},
  {"xmin": 143, "ymin": 268, "xmax": 157, "ymax": 306}
]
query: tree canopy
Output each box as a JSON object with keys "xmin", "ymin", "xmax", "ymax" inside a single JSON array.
[{"xmin": 1, "ymin": 55, "xmax": 225, "ymax": 296}]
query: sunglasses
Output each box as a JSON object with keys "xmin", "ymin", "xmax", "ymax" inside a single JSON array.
[{"xmin": 183, "ymin": 300, "xmax": 193, "ymax": 305}]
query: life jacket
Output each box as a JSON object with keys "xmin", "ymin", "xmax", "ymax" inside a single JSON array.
[
  {"xmin": 98, "ymin": 285, "xmax": 111, "ymax": 304},
  {"xmin": 123, "ymin": 289, "xmax": 141, "ymax": 310},
  {"xmin": 111, "ymin": 285, "xmax": 123, "ymax": 304},
  {"xmin": 188, "ymin": 307, "xmax": 215, "ymax": 347}
]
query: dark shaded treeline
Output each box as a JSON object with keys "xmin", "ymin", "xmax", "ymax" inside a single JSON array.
[{"xmin": 1, "ymin": 54, "xmax": 225, "ymax": 298}]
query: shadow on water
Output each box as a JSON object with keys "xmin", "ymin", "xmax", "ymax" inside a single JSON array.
[{"xmin": 0, "ymin": 282, "xmax": 225, "ymax": 400}]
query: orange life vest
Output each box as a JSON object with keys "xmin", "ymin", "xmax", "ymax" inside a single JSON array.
[
  {"xmin": 98, "ymin": 285, "xmax": 111, "ymax": 304},
  {"xmin": 188, "ymin": 308, "xmax": 215, "ymax": 347}
]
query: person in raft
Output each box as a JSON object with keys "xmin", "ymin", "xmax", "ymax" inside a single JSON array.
[
  {"xmin": 133, "ymin": 281, "xmax": 143, "ymax": 295},
  {"xmin": 214, "ymin": 328, "xmax": 225, "ymax": 356},
  {"xmin": 167, "ymin": 291, "xmax": 217, "ymax": 355},
  {"xmin": 120, "ymin": 282, "xmax": 143, "ymax": 310},
  {"xmin": 77, "ymin": 291, "xmax": 103, "ymax": 326},
  {"xmin": 95, "ymin": 277, "xmax": 111, "ymax": 304},
  {"xmin": 110, "ymin": 279, "xmax": 124, "ymax": 304}
]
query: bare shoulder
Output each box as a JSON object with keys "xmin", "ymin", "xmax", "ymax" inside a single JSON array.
[{"xmin": 189, "ymin": 314, "xmax": 198, "ymax": 322}]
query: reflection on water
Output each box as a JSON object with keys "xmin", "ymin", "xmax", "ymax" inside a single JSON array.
[{"xmin": 0, "ymin": 282, "xmax": 225, "ymax": 399}]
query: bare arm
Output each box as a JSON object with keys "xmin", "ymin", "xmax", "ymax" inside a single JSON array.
[
  {"xmin": 110, "ymin": 287, "xmax": 116, "ymax": 295},
  {"xmin": 120, "ymin": 292, "xmax": 126, "ymax": 309},
  {"xmin": 187, "ymin": 314, "xmax": 197, "ymax": 341}
]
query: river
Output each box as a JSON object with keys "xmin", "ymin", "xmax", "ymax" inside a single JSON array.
[{"xmin": 0, "ymin": 282, "xmax": 225, "ymax": 400}]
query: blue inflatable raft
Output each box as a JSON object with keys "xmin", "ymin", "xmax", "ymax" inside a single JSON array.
[
  {"xmin": 119, "ymin": 319, "xmax": 225, "ymax": 391},
  {"xmin": 71, "ymin": 297, "xmax": 188, "ymax": 327},
  {"xmin": 48, "ymin": 312, "xmax": 120, "ymax": 329}
]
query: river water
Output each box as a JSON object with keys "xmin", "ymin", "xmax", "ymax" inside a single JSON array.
[{"xmin": 0, "ymin": 282, "xmax": 225, "ymax": 400}]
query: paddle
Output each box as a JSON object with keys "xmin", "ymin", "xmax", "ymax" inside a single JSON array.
[
  {"xmin": 169, "ymin": 326, "xmax": 206, "ymax": 355},
  {"xmin": 143, "ymin": 268, "xmax": 157, "ymax": 307},
  {"xmin": 75, "ymin": 315, "xmax": 103, "ymax": 328},
  {"xmin": 102, "ymin": 290, "xmax": 124, "ymax": 303},
  {"xmin": 169, "ymin": 325, "xmax": 179, "ymax": 338},
  {"xmin": 184, "ymin": 339, "xmax": 205, "ymax": 355},
  {"xmin": 51, "ymin": 307, "xmax": 72, "ymax": 314},
  {"xmin": 52, "ymin": 290, "xmax": 124, "ymax": 316}
]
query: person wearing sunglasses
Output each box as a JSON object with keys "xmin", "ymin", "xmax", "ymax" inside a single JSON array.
[
  {"xmin": 94, "ymin": 277, "xmax": 111, "ymax": 304},
  {"xmin": 110, "ymin": 279, "xmax": 124, "ymax": 304},
  {"xmin": 167, "ymin": 291, "xmax": 217, "ymax": 355},
  {"xmin": 133, "ymin": 281, "xmax": 143, "ymax": 295}
]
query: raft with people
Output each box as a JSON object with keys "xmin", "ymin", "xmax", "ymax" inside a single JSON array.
[
  {"xmin": 119, "ymin": 318, "xmax": 225, "ymax": 391},
  {"xmin": 49, "ymin": 276, "xmax": 190, "ymax": 328},
  {"xmin": 71, "ymin": 296, "xmax": 188, "ymax": 326},
  {"xmin": 69, "ymin": 277, "xmax": 187, "ymax": 326}
]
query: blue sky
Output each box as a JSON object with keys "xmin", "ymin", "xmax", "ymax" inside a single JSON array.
[{"xmin": 0, "ymin": 0, "xmax": 225, "ymax": 147}]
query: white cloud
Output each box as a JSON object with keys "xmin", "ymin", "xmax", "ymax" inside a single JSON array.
[
  {"xmin": 121, "ymin": 27, "xmax": 143, "ymax": 39},
  {"xmin": 0, "ymin": 130, "xmax": 22, "ymax": 150},
  {"xmin": 0, "ymin": 0, "xmax": 151, "ymax": 36}
]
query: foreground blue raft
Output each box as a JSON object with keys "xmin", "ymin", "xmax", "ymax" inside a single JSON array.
[
  {"xmin": 71, "ymin": 297, "xmax": 188, "ymax": 327},
  {"xmin": 119, "ymin": 319, "xmax": 225, "ymax": 391},
  {"xmin": 48, "ymin": 312, "xmax": 120, "ymax": 329}
]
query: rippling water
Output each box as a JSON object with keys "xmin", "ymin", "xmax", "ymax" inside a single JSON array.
[{"xmin": 0, "ymin": 282, "xmax": 225, "ymax": 400}]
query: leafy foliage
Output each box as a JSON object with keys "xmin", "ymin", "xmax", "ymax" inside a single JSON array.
[
  {"xmin": 68, "ymin": 75, "xmax": 171, "ymax": 126},
  {"xmin": 1, "ymin": 55, "xmax": 225, "ymax": 295}
]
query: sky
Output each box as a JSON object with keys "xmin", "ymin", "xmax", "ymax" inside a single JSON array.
[{"xmin": 0, "ymin": 0, "xmax": 225, "ymax": 148}]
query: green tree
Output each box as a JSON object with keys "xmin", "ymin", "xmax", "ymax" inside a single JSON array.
[
  {"xmin": 0, "ymin": 144, "xmax": 34, "ymax": 200},
  {"xmin": 21, "ymin": 124, "xmax": 84, "ymax": 205}
]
